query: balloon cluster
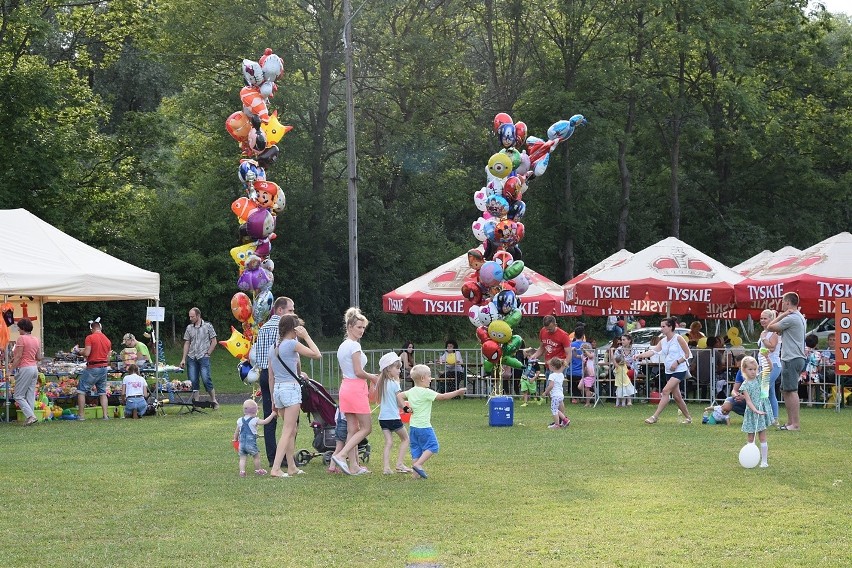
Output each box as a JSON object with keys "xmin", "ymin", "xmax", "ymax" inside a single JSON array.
[
  {"xmin": 466, "ymin": 112, "xmax": 587, "ymax": 379},
  {"xmin": 221, "ymin": 48, "xmax": 290, "ymax": 373}
]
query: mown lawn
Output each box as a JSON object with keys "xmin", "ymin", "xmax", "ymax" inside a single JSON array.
[{"xmin": 2, "ymin": 400, "xmax": 848, "ymax": 567}]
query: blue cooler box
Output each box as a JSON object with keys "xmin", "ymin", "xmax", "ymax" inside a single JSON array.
[{"xmin": 489, "ymin": 396, "xmax": 514, "ymax": 427}]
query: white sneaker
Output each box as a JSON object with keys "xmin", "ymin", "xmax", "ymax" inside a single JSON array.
[
  {"xmin": 760, "ymin": 462, "xmax": 769, "ymax": 468},
  {"xmin": 547, "ymin": 424, "xmax": 560, "ymax": 429}
]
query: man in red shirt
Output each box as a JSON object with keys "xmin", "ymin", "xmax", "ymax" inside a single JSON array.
[
  {"xmin": 76, "ymin": 320, "xmax": 112, "ymax": 420},
  {"xmin": 532, "ymin": 315, "xmax": 573, "ymax": 363}
]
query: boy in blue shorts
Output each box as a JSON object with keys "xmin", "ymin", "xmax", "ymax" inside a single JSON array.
[{"xmin": 397, "ymin": 364, "xmax": 466, "ymax": 479}]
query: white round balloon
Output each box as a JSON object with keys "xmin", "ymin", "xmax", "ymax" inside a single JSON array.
[
  {"xmin": 738, "ymin": 442, "xmax": 760, "ymax": 468},
  {"xmin": 245, "ymin": 366, "xmax": 261, "ymax": 384},
  {"xmin": 474, "ymin": 190, "xmax": 488, "ymax": 211},
  {"xmin": 471, "ymin": 218, "xmax": 487, "ymax": 242},
  {"xmin": 467, "ymin": 305, "xmax": 482, "ymax": 326}
]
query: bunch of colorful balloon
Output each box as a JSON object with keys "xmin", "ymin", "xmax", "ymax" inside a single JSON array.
[
  {"xmin": 465, "ymin": 112, "xmax": 586, "ymax": 389},
  {"xmin": 221, "ymin": 48, "xmax": 291, "ymax": 381}
]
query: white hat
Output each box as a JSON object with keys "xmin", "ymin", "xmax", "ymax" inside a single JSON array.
[{"xmin": 379, "ymin": 352, "xmax": 401, "ymax": 372}]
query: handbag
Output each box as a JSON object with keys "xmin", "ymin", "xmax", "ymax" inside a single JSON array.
[{"xmin": 275, "ymin": 347, "xmax": 310, "ymax": 403}]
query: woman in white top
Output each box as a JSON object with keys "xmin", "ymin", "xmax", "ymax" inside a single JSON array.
[
  {"xmin": 758, "ymin": 309, "xmax": 782, "ymax": 426},
  {"xmin": 268, "ymin": 314, "xmax": 321, "ymax": 478},
  {"xmin": 330, "ymin": 307, "xmax": 379, "ymax": 475},
  {"xmin": 636, "ymin": 316, "xmax": 693, "ymax": 424}
]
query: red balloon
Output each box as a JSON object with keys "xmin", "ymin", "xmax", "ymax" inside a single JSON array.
[
  {"xmin": 481, "ymin": 340, "xmax": 502, "ymax": 362},
  {"xmin": 502, "ymin": 176, "xmax": 523, "ymax": 202},
  {"xmin": 493, "ymin": 112, "xmax": 513, "ymax": 134},
  {"xmin": 461, "ymin": 280, "xmax": 483, "ymax": 304},
  {"xmin": 475, "ymin": 325, "xmax": 490, "ymax": 344},
  {"xmin": 492, "ymin": 250, "xmax": 513, "ymax": 270},
  {"xmin": 514, "ymin": 121, "xmax": 528, "ymax": 147}
]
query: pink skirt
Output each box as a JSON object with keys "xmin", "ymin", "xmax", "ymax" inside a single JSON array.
[{"xmin": 338, "ymin": 378, "xmax": 370, "ymax": 414}]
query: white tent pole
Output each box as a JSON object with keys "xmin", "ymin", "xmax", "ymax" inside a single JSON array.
[
  {"xmin": 155, "ymin": 300, "xmax": 160, "ymax": 410},
  {"xmin": 3, "ymin": 294, "xmax": 8, "ymax": 422}
]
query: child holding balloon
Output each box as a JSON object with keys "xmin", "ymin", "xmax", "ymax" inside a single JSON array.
[{"xmin": 739, "ymin": 356, "xmax": 773, "ymax": 468}]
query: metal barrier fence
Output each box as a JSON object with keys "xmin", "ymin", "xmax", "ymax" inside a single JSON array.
[
  {"xmin": 302, "ymin": 348, "xmax": 505, "ymax": 398},
  {"xmin": 596, "ymin": 348, "xmax": 847, "ymax": 410},
  {"xmin": 301, "ymin": 347, "xmax": 848, "ymax": 409}
]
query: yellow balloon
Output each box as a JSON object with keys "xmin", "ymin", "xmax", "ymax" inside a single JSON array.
[
  {"xmin": 697, "ymin": 337, "xmax": 707, "ymax": 349},
  {"xmin": 230, "ymin": 242, "xmax": 257, "ymax": 271},
  {"xmin": 218, "ymin": 326, "xmax": 251, "ymax": 359},
  {"xmin": 727, "ymin": 327, "xmax": 739, "ymax": 338},
  {"xmin": 487, "ymin": 152, "xmax": 513, "ymax": 179},
  {"xmin": 731, "ymin": 336, "xmax": 743, "ymax": 346},
  {"xmin": 487, "ymin": 319, "xmax": 512, "ymax": 344}
]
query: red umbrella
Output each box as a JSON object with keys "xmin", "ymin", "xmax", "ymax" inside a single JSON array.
[
  {"xmin": 734, "ymin": 232, "xmax": 852, "ymax": 318},
  {"xmin": 383, "ymin": 253, "xmax": 578, "ymax": 317}
]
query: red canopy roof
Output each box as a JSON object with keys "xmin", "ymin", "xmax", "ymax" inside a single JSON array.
[
  {"xmin": 734, "ymin": 232, "xmax": 852, "ymax": 317},
  {"xmin": 566, "ymin": 237, "xmax": 743, "ymax": 317},
  {"xmin": 383, "ymin": 254, "xmax": 579, "ymax": 317}
]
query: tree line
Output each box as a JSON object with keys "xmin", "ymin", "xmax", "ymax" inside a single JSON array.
[{"xmin": 1, "ymin": 0, "xmax": 849, "ymax": 347}]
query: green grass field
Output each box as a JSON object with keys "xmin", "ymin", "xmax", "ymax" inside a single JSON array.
[{"xmin": 2, "ymin": 400, "xmax": 849, "ymax": 567}]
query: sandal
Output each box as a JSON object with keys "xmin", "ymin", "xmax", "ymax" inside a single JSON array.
[
  {"xmin": 644, "ymin": 416, "xmax": 658, "ymax": 424},
  {"xmin": 396, "ymin": 465, "xmax": 413, "ymax": 473},
  {"xmin": 681, "ymin": 418, "xmax": 692, "ymax": 424},
  {"xmin": 354, "ymin": 467, "xmax": 371, "ymax": 475},
  {"xmin": 383, "ymin": 469, "xmax": 395, "ymax": 475},
  {"xmin": 254, "ymin": 469, "xmax": 268, "ymax": 476},
  {"xmin": 24, "ymin": 417, "xmax": 38, "ymax": 426},
  {"xmin": 239, "ymin": 471, "xmax": 246, "ymax": 477}
]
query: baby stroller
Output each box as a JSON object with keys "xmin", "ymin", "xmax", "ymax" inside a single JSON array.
[{"xmin": 295, "ymin": 377, "xmax": 370, "ymax": 467}]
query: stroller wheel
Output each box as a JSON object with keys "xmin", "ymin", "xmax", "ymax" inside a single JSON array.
[
  {"xmin": 322, "ymin": 451, "xmax": 333, "ymax": 466},
  {"xmin": 358, "ymin": 443, "xmax": 371, "ymax": 464},
  {"xmin": 295, "ymin": 449, "xmax": 312, "ymax": 467}
]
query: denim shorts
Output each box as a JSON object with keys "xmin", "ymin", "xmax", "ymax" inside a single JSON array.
[
  {"xmin": 240, "ymin": 438, "xmax": 259, "ymax": 456},
  {"xmin": 273, "ymin": 382, "xmax": 301, "ymax": 408},
  {"xmin": 124, "ymin": 396, "xmax": 147, "ymax": 417},
  {"xmin": 409, "ymin": 426, "xmax": 439, "ymax": 459},
  {"xmin": 380, "ymin": 418, "xmax": 404, "ymax": 432},
  {"xmin": 77, "ymin": 367, "xmax": 108, "ymax": 395},
  {"xmin": 335, "ymin": 415, "xmax": 348, "ymax": 442}
]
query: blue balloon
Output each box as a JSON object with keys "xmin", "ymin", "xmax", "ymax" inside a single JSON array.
[
  {"xmin": 497, "ymin": 123, "xmax": 516, "ymax": 148},
  {"xmin": 485, "ymin": 195, "xmax": 510, "ymax": 218},
  {"xmin": 508, "ymin": 200, "xmax": 526, "ymax": 221}
]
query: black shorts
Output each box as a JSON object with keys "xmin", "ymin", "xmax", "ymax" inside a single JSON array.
[{"xmin": 379, "ymin": 418, "xmax": 404, "ymax": 432}]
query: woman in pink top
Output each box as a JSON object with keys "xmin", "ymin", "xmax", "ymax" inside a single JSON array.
[{"xmin": 10, "ymin": 318, "xmax": 41, "ymax": 426}]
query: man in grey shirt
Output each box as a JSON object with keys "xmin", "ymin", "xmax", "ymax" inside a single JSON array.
[{"xmin": 767, "ymin": 292, "xmax": 806, "ymax": 431}]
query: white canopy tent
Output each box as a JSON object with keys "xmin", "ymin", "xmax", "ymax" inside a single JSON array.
[{"xmin": 0, "ymin": 208, "xmax": 160, "ymax": 421}]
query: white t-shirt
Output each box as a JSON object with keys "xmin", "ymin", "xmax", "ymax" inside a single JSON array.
[
  {"xmin": 236, "ymin": 415, "xmax": 260, "ymax": 436},
  {"xmin": 337, "ymin": 338, "xmax": 367, "ymax": 379},
  {"xmin": 122, "ymin": 373, "xmax": 146, "ymax": 397},
  {"xmin": 547, "ymin": 372, "xmax": 565, "ymax": 399}
]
